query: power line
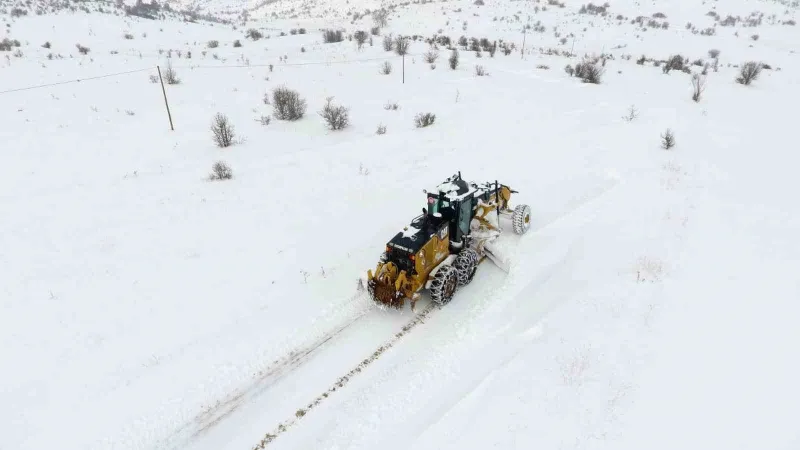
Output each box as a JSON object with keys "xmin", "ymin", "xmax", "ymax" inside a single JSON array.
[
  {"xmin": 0, "ymin": 52, "xmax": 423, "ymax": 95},
  {"xmin": 0, "ymin": 67, "xmax": 152, "ymax": 96},
  {"xmin": 170, "ymin": 53, "xmax": 415, "ymax": 70}
]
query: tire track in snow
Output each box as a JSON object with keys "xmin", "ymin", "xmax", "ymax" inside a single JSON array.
[
  {"xmin": 251, "ymin": 301, "xmax": 438, "ymax": 449},
  {"xmin": 161, "ymin": 299, "xmax": 373, "ymax": 449},
  {"xmin": 190, "ymin": 308, "xmax": 370, "ymax": 437}
]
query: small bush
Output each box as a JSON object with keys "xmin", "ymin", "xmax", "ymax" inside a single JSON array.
[
  {"xmin": 323, "ymin": 29, "xmax": 344, "ymax": 43},
  {"xmin": 233, "ymin": 39, "xmax": 242, "ymax": 47},
  {"xmin": 354, "ymin": 30, "xmax": 368, "ymax": 49},
  {"xmin": 319, "ymin": 97, "xmax": 350, "ymax": 130},
  {"xmin": 272, "ymin": 86, "xmax": 307, "ymax": 120},
  {"xmin": 163, "ymin": 60, "xmax": 180, "ymax": 85},
  {"xmin": 209, "ymin": 161, "xmax": 233, "ymax": 180},
  {"xmin": 691, "ymin": 73, "xmax": 706, "ymax": 102},
  {"xmin": 415, "ymin": 113, "xmax": 436, "ymax": 128},
  {"xmin": 736, "ymin": 61, "xmax": 762, "ymax": 85},
  {"xmin": 211, "ymin": 113, "xmax": 235, "ymax": 148},
  {"xmin": 207, "ymin": 40, "xmax": 219, "ymax": 48},
  {"xmin": 42, "ymin": 41, "xmax": 51, "ymax": 49},
  {"xmin": 574, "ymin": 60, "xmax": 604, "ymax": 83},
  {"xmin": 708, "ymin": 49, "xmax": 721, "ymax": 59},
  {"xmin": 475, "ymin": 65, "xmax": 487, "ymax": 76},
  {"xmin": 395, "ymin": 36, "xmax": 410, "ymax": 55},
  {"xmin": 382, "ymin": 35, "xmax": 393, "ymax": 51},
  {"xmin": 380, "ymin": 61, "xmax": 392, "ymax": 74},
  {"xmin": 376, "ymin": 124, "xmax": 387, "ymax": 135},
  {"xmin": 662, "ymin": 54, "xmax": 684, "ymax": 73},
  {"xmin": 124, "ymin": 33, "xmax": 134, "ymax": 40},
  {"xmin": 448, "ymin": 48, "xmax": 459, "ymax": 69},
  {"xmin": 384, "ymin": 101, "xmax": 399, "ymax": 110},
  {"xmin": 423, "ymin": 49, "xmax": 439, "ymax": 63},
  {"xmin": 76, "ymin": 43, "xmax": 90, "ymax": 55},
  {"xmin": 661, "ymin": 129, "xmax": 675, "ymax": 150},
  {"xmin": 246, "ymin": 29, "xmax": 263, "ymax": 40}
]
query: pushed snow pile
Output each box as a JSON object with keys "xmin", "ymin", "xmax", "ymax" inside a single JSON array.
[{"xmin": 1, "ymin": 1, "xmax": 800, "ymax": 449}]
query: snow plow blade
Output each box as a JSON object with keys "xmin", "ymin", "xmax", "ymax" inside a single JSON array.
[{"xmin": 483, "ymin": 240, "xmax": 511, "ymax": 272}]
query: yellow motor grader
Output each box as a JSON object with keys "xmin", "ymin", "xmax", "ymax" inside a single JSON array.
[{"xmin": 366, "ymin": 172, "xmax": 531, "ymax": 310}]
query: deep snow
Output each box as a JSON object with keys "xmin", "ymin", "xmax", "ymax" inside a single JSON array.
[{"xmin": 2, "ymin": 0, "xmax": 800, "ymax": 449}]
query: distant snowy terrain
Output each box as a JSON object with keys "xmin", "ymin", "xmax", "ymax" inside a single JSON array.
[{"xmin": 2, "ymin": 0, "xmax": 800, "ymax": 449}]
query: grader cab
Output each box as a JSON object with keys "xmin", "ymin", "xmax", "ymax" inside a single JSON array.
[{"xmin": 366, "ymin": 173, "xmax": 532, "ymax": 310}]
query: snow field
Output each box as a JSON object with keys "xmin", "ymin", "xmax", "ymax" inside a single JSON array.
[{"xmin": 2, "ymin": 1, "xmax": 800, "ymax": 449}]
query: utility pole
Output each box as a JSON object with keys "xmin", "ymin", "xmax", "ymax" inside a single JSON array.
[{"xmin": 156, "ymin": 65, "xmax": 174, "ymax": 131}]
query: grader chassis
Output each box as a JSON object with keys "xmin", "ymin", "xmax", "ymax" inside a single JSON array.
[{"xmin": 366, "ymin": 173, "xmax": 532, "ymax": 310}]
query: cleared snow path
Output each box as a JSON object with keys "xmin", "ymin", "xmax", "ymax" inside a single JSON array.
[{"xmin": 172, "ymin": 172, "xmax": 619, "ymax": 450}]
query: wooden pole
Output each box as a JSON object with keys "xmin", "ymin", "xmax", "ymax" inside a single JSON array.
[
  {"xmin": 156, "ymin": 65, "xmax": 174, "ymax": 131},
  {"xmin": 521, "ymin": 28, "xmax": 526, "ymax": 60},
  {"xmin": 402, "ymin": 52, "xmax": 405, "ymax": 84}
]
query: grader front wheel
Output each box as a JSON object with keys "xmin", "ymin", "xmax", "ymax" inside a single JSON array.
[{"xmin": 512, "ymin": 204, "xmax": 532, "ymax": 235}]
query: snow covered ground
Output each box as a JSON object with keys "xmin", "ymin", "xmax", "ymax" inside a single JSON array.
[{"xmin": 2, "ymin": 0, "xmax": 800, "ymax": 449}]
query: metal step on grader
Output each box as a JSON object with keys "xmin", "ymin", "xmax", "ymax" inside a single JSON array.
[{"xmin": 366, "ymin": 172, "xmax": 532, "ymax": 310}]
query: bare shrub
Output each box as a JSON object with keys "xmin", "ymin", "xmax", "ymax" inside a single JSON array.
[
  {"xmin": 423, "ymin": 49, "xmax": 439, "ymax": 63},
  {"xmin": 354, "ymin": 30, "xmax": 368, "ymax": 49},
  {"xmin": 323, "ymin": 29, "xmax": 344, "ymax": 43},
  {"xmin": 708, "ymin": 49, "xmax": 721, "ymax": 59},
  {"xmin": 579, "ymin": 62, "xmax": 604, "ymax": 83},
  {"xmin": 382, "ymin": 35, "xmax": 393, "ymax": 51},
  {"xmin": 209, "ymin": 161, "xmax": 233, "ymax": 180},
  {"xmin": 384, "ymin": 101, "xmax": 399, "ymax": 110},
  {"xmin": 373, "ymin": 8, "xmax": 389, "ymax": 28},
  {"xmin": 319, "ymin": 97, "xmax": 350, "ymax": 130},
  {"xmin": 380, "ymin": 61, "xmax": 392, "ymax": 74},
  {"xmin": 395, "ymin": 36, "xmax": 410, "ymax": 55},
  {"xmin": 211, "ymin": 113, "xmax": 235, "ymax": 148},
  {"xmin": 661, "ymin": 129, "xmax": 675, "ymax": 150},
  {"xmin": 622, "ymin": 105, "xmax": 638, "ymax": 122},
  {"xmin": 76, "ymin": 43, "xmax": 90, "ymax": 54},
  {"xmin": 246, "ymin": 28, "xmax": 263, "ymax": 40},
  {"xmin": 414, "ymin": 113, "xmax": 436, "ymax": 128},
  {"xmin": 163, "ymin": 60, "xmax": 180, "ymax": 84},
  {"xmin": 691, "ymin": 73, "xmax": 706, "ymax": 102},
  {"xmin": 272, "ymin": 86, "xmax": 307, "ymax": 120},
  {"xmin": 207, "ymin": 40, "xmax": 219, "ymax": 48},
  {"xmin": 662, "ymin": 54, "xmax": 684, "ymax": 73},
  {"xmin": 376, "ymin": 124, "xmax": 387, "ymax": 135},
  {"xmin": 736, "ymin": 61, "xmax": 762, "ymax": 85},
  {"xmin": 448, "ymin": 48, "xmax": 459, "ymax": 69},
  {"xmin": 474, "ymin": 64, "xmax": 488, "ymax": 76},
  {"xmin": 124, "ymin": 33, "xmax": 134, "ymax": 40}
]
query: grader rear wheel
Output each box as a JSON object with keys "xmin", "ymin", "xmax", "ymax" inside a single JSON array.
[
  {"xmin": 430, "ymin": 265, "xmax": 458, "ymax": 305},
  {"xmin": 454, "ymin": 248, "xmax": 479, "ymax": 287}
]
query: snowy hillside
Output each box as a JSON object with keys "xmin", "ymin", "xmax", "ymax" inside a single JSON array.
[{"xmin": 2, "ymin": 0, "xmax": 800, "ymax": 449}]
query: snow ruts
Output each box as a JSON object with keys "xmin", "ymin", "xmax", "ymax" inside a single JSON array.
[{"xmin": 251, "ymin": 302, "xmax": 438, "ymax": 449}]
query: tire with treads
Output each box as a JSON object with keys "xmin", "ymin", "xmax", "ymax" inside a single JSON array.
[
  {"xmin": 454, "ymin": 248, "xmax": 479, "ymax": 287},
  {"xmin": 429, "ymin": 265, "xmax": 458, "ymax": 305},
  {"xmin": 512, "ymin": 204, "xmax": 532, "ymax": 235}
]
